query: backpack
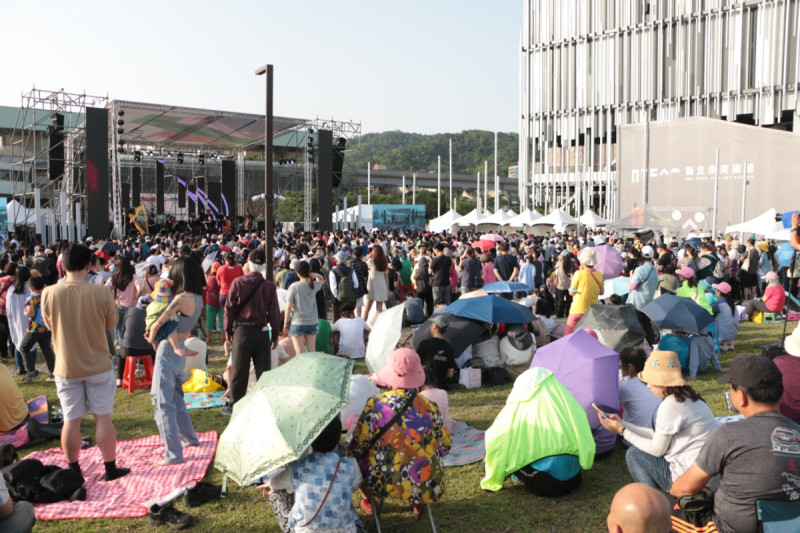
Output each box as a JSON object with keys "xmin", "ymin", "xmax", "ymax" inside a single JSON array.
[
  {"xmin": 33, "ymin": 256, "xmax": 50, "ymax": 277},
  {"xmin": 712, "ymin": 255, "xmax": 726, "ymax": 280},
  {"xmin": 333, "ymin": 266, "xmax": 356, "ymax": 305}
]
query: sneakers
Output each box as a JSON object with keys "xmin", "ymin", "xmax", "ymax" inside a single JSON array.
[
  {"xmin": 149, "ymin": 503, "xmax": 192, "ymax": 530},
  {"xmin": 47, "ymin": 373, "xmax": 56, "ymax": 382},
  {"xmin": 21, "ymin": 370, "xmax": 40, "ymax": 383},
  {"xmin": 220, "ymin": 405, "xmax": 232, "ymax": 416},
  {"xmin": 184, "ymin": 482, "xmax": 222, "ymax": 508}
]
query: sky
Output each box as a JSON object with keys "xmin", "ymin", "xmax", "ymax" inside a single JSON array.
[{"xmin": 0, "ymin": 1, "xmax": 521, "ymax": 135}]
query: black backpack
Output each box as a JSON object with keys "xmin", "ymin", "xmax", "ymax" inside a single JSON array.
[{"xmin": 333, "ymin": 265, "xmax": 357, "ymax": 305}]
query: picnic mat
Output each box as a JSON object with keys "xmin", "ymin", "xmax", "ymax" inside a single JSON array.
[
  {"xmin": 184, "ymin": 391, "xmax": 227, "ymax": 410},
  {"xmin": 442, "ymin": 420, "xmax": 485, "ymax": 467},
  {"xmin": 0, "ymin": 395, "xmax": 49, "ymax": 448},
  {"xmin": 25, "ymin": 430, "xmax": 218, "ymax": 520}
]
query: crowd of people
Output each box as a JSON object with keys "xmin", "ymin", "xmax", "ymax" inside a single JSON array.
[{"xmin": 2, "ymin": 212, "xmax": 800, "ymax": 532}]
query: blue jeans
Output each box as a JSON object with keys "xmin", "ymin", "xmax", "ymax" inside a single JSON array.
[
  {"xmin": 151, "ymin": 339, "xmax": 198, "ymax": 463},
  {"xmin": 115, "ymin": 306, "xmax": 129, "ymax": 348},
  {"xmin": 0, "ymin": 501, "xmax": 35, "ymax": 532},
  {"xmin": 625, "ymin": 446, "xmax": 673, "ymax": 492}
]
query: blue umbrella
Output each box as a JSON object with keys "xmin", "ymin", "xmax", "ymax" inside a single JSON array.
[
  {"xmin": 777, "ymin": 242, "xmax": 798, "ymax": 269},
  {"xmin": 445, "ymin": 295, "xmax": 535, "ymax": 324},
  {"xmin": 683, "ymin": 237, "xmax": 701, "ymax": 251},
  {"xmin": 640, "ymin": 294, "xmax": 713, "ymax": 335},
  {"xmin": 482, "ymin": 281, "xmax": 533, "ymax": 294}
]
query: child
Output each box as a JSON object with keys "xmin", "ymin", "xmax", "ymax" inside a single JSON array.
[
  {"xmin": 264, "ymin": 416, "xmax": 365, "ymax": 533},
  {"xmin": 145, "ymin": 279, "xmax": 179, "ymax": 350},
  {"xmin": 420, "ymin": 366, "xmax": 452, "ymax": 432},
  {"xmin": 20, "ymin": 275, "xmax": 56, "ymax": 382}
]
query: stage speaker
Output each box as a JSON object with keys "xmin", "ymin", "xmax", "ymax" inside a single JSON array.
[
  {"xmin": 196, "ymin": 177, "xmax": 205, "ymax": 214},
  {"xmin": 131, "ymin": 166, "xmax": 141, "ymax": 206},
  {"xmin": 48, "ymin": 113, "xmax": 65, "ymax": 180},
  {"xmin": 332, "ymin": 136, "xmax": 346, "ymax": 187},
  {"xmin": 317, "ymin": 130, "xmax": 333, "ymax": 232},
  {"xmin": 208, "ymin": 182, "xmax": 221, "ymax": 214},
  {"xmin": 178, "ymin": 177, "xmax": 186, "ymax": 209},
  {"xmin": 121, "ymin": 182, "xmax": 130, "ymax": 209},
  {"xmin": 155, "ymin": 160, "xmax": 165, "ymax": 215},
  {"xmin": 188, "ymin": 181, "xmax": 196, "ymax": 213},
  {"xmin": 85, "ymin": 108, "xmax": 109, "ymax": 238},
  {"xmin": 221, "ymin": 160, "xmax": 236, "ymax": 219}
]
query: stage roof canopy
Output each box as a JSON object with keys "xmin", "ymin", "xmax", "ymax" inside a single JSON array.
[{"xmin": 110, "ymin": 100, "xmax": 309, "ymax": 150}]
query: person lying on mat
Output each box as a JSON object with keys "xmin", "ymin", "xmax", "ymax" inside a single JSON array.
[
  {"xmin": 670, "ymin": 355, "xmax": 800, "ymax": 533},
  {"xmin": 263, "ymin": 416, "xmax": 367, "ymax": 533},
  {"xmin": 0, "ymin": 364, "xmax": 28, "ymax": 432}
]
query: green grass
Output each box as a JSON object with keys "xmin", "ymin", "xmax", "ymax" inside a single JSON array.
[{"xmin": 3, "ymin": 322, "xmax": 795, "ymax": 532}]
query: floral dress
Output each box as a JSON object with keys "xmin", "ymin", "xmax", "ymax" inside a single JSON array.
[{"xmin": 348, "ymin": 389, "xmax": 451, "ymax": 504}]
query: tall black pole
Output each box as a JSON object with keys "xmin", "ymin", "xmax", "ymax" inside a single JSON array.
[{"xmin": 256, "ymin": 64, "xmax": 274, "ymax": 281}]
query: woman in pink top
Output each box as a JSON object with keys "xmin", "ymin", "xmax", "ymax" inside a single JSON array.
[
  {"xmin": 107, "ymin": 256, "xmax": 139, "ymax": 348},
  {"xmin": 744, "ymin": 271, "xmax": 787, "ymax": 320},
  {"xmin": 481, "ymin": 252, "xmax": 498, "ymax": 286}
]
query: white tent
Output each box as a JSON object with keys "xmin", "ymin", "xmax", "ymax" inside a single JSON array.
[
  {"xmin": 428, "ymin": 209, "xmax": 462, "ymax": 233},
  {"xmin": 505, "ymin": 208, "xmax": 543, "ymax": 228},
  {"xmin": 476, "ymin": 209, "xmax": 513, "ymax": 229},
  {"xmin": 579, "ymin": 210, "xmax": 610, "ymax": 229},
  {"xmin": 534, "ymin": 209, "xmax": 581, "ymax": 232},
  {"xmin": 504, "ymin": 209, "xmax": 518, "ymax": 217},
  {"xmin": 724, "ymin": 208, "xmax": 784, "ymax": 237},
  {"xmin": 7, "ymin": 200, "xmax": 36, "ymax": 226},
  {"xmin": 456, "ymin": 208, "xmax": 486, "ymax": 227}
]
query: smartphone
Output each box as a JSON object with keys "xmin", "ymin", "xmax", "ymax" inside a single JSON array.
[{"xmin": 591, "ymin": 402, "xmax": 612, "ymax": 417}]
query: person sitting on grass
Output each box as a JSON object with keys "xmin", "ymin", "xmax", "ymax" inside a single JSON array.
[
  {"xmin": 331, "ymin": 303, "xmax": 370, "ymax": 360},
  {"xmin": 606, "ymin": 483, "xmax": 671, "ymax": 533},
  {"xmin": 263, "ymin": 416, "xmax": 366, "ymax": 533},
  {"xmin": 0, "ymin": 474, "xmax": 35, "ymax": 533}
]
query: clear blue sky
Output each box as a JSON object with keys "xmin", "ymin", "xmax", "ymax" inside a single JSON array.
[{"xmin": 0, "ymin": 1, "xmax": 521, "ymax": 135}]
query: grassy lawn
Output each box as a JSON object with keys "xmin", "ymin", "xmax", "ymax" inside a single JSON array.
[{"xmin": 3, "ymin": 322, "xmax": 795, "ymax": 532}]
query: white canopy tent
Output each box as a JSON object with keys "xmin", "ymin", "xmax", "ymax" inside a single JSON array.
[
  {"xmin": 533, "ymin": 209, "xmax": 581, "ymax": 232},
  {"xmin": 428, "ymin": 209, "xmax": 462, "ymax": 233},
  {"xmin": 579, "ymin": 210, "xmax": 610, "ymax": 229},
  {"xmin": 505, "ymin": 208, "xmax": 543, "ymax": 229},
  {"xmin": 724, "ymin": 208, "xmax": 784, "ymax": 238},
  {"xmin": 456, "ymin": 208, "xmax": 486, "ymax": 227},
  {"xmin": 476, "ymin": 209, "xmax": 513, "ymax": 230}
]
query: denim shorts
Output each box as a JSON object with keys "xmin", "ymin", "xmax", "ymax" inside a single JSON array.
[{"xmin": 289, "ymin": 323, "xmax": 318, "ymax": 336}]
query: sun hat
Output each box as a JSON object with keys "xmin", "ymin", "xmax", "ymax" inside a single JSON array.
[
  {"xmin": 712, "ymin": 281, "xmax": 732, "ymax": 294},
  {"xmin": 154, "ymin": 279, "xmax": 174, "ymax": 303},
  {"xmin": 640, "ymin": 245, "xmax": 655, "ymax": 259},
  {"xmin": 577, "ymin": 247, "xmax": 597, "ymax": 267},
  {"xmin": 432, "ymin": 314, "xmax": 449, "ymax": 331},
  {"xmin": 675, "ymin": 266, "xmax": 695, "ymax": 279},
  {"xmin": 784, "ymin": 327, "xmax": 800, "ymax": 357},
  {"xmin": 638, "ymin": 350, "xmax": 686, "ymax": 387},
  {"xmin": 762, "ymin": 271, "xmax": 779, "ymax": 281},
  {"xmin": 375, "ymin": 348, "xmax": 425, "ymax": 390},
  {"xmin": 718, "ymin": 354, "xmax": 783, "ymax": 388},
  {"xmin": 506, "ymin": 324, "xmax": 533, "ymax": 351},
  {"xmin": 756, "ymin": 241, "xmax": 769, "ymax": 253}
]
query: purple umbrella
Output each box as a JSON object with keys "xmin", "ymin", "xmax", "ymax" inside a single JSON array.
[
  {"xmin": 530, "ymin": 330, "xmax": 620, "ymax": 454},
  {"xmin": 594, "ymin": 244, "xmax": 624, "ymax": 280}
]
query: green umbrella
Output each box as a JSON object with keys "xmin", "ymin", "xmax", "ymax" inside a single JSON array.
[{"xmin": 214, "ymin": 352, "xmax": 353, "ymax": 487}]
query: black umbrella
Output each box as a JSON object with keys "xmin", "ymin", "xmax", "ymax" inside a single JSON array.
[
  {"xmin": 575, "ymin": 304, "xmax": 648, "ymax": 353},
  {"xmin": 101, "ymin": 241, "xmax": 121, "ymax": 254},
  {"xmin": 413, "ymin": 312, "xmax": 488, "ymax": 356},
  {"xmin": 640, "ymin": 294, "xmax": 713, "ymax": 335}
]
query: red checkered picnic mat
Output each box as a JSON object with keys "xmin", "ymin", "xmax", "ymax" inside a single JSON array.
[{"xmin": 25, "ymin": 430, "xmax": 217, "ymax": 520}]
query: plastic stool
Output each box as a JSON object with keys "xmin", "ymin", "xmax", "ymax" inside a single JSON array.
[
  {"xmin": 122, "ymin": 355, "xmax": 154, "ymax": 393},
  {"xmin": 763, "ymin": 312, "xmax": 782, "ymax": 323}
]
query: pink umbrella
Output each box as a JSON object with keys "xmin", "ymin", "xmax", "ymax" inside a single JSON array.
[
  {"xmin": 593, "ymin": 244, "xmax": 624, "ymax": 280},
  {"xmin": 481, "ymin": 233, "xmax": 505, "ymax": 242},
  {"xmin": 477, "ymin": 240, "xmax": 497, "ymax": 252}
]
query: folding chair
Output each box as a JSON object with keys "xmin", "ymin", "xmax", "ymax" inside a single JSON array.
[
  {"xmin": 367, "ymin": 493, "xmax": 438, "ymax": 533},
  {"xmin": 757, "ymin": 499, "xmax": 800, "ymax": 533}
]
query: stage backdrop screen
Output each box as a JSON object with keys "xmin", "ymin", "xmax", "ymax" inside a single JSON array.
[{"xmin": 372, "ymin": 204, "xmax": 426, "ymax": 232}]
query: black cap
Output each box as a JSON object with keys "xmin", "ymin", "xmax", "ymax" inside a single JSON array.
[
  {"xmin": 717, "ymin": 354, "xmax": 782, "ymax": 390},
  {"xmin": 248, "ymin": 248, "xmax": 266, "ymax": 265}
]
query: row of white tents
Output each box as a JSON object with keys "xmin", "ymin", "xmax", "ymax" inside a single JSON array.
[{"xmin": 428, "ymin": 208, "xmax": 610, "ymax": 234}]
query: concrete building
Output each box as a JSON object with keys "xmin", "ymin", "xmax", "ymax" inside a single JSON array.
[{"xmin": 519, "ymin": 0, "xmax": 800, "ymax": 231}]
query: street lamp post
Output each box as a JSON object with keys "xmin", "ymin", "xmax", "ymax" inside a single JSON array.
[{"xmin": 255, "ymin": 64, "xmax": 274, "ymax": 281}]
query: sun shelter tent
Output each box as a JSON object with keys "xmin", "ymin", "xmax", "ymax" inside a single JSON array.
[
  {"xmin": 456, "ymin": 208, "xmax": 486, "ymax": 228},
  {"xmin": 605, "ymin": 208, "xmax": 682, "ymax": 240},
  {"xmin": 505, "ymin": 209, "xmax": 544, "ymax": 231},
  {"xmin": 579, "ymin": 210, "xmax": 610, "ymax": 229},
  {"xmin": 724, "ymin": 208, "xmax": 784, "ymax": 238},
  {"xmin": 504, "ymin": 209, "xmax": 518, "ymax": 217},
  {"xmin": 476, "ymin": 210, "xmax": 513, "ymax": 231},
  {"xmin": 530, "ymin": 330, "xmax": 620, "ymax": 455},
  {"xmin": 428, "ymin": 209, "xmax": 462, "ymax": 233},
  {"xmin": 533, "ymin": 209, "xmax": 581, "ymax": 233}
]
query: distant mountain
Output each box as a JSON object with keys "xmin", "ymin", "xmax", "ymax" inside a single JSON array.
[{"xmin": 345, "ymin": 130, "xmax": 519, "ymax": 175}]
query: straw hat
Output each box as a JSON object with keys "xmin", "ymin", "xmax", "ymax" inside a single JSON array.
[
  {"xmin": 785, "ymin": 327, "xmax": 800, "ymax": 357},
  {"xmin": 757, "ymin": 241, "xmax": 769, "ymax": 253},
  {"xmin": 375, "ymin": 348, "xmax": 425, "ymax": 390},
  {"xmin": 638, "ymin": 350, "xmax": 685, "ymax": 387}
]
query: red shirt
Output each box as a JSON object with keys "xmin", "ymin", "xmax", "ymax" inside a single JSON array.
[
  {"xmin": 216, "ymin": 264, "xmax": 244, "ymax": 295},
  {"xmin": 763, "ymin": 284, "xmax": 787, "ymax": 312},
  {"xmin": 0, "ymin": 275, "xmax": 14, "ymax": 316},
  {"xmin": 204, "ymin": 275, "xmax": 221, "ymax": 307}
]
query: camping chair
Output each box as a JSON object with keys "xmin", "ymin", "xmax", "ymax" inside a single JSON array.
[
  {"xmin": 756, "ymin": 499, "xmax": 800, "ymax": 533},
  {"xmin": 367, "ymin": 493, "xmax": 438, "ymax": 533}
]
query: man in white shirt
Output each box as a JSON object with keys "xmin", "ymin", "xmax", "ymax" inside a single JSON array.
[
  {"xmin": 332, "ymin": 304, "xmax": 370, "ymax": 359},
  {"xmin": 147, "ymin": 246, "xmax": 166, "ymax": 271}
]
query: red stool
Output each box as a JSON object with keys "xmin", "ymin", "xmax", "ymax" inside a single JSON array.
[{"xmin": 122, "ymin": 355, "xmax": 154, "ymax": 393}]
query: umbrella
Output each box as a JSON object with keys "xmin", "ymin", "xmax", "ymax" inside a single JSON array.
[
  {"xmin": 481, "ymin": 233, "xmax": 506, "ymax": 242},
  {"xmin": 640, "ymin": 294, "xmax": 713, "ymax": 335},
  {"xmin": 201, "ymin": 252, "xmax": 219, "ymax": 274},
  {"xmin": 530, "ymin": 330, "xmax": 620, "ymax": 454},
  {"xmin": 476, "ymin": 240, "xmax": 498, "ymax": 252},
  {"xmin": 482, "ymin": 281, "xmax": 533, "ymax": 294},
  {"xmin": 575, "ymin": 304, "xmax": 647, "ymax": 353},
  {"xmin": 600, "ymin": 276, "xmax": 631, "ymax": 300},
  {"xmin": 101, "ymin": 241, "xmax": 121, "ymax": 254},
  {"xmin": 777, "ymin": 242, "xmax": 798, "ymax": 269},
  {"xmin": 445, "ymin": 295, "xmax": 534, "ymax": 324},
  {"xmin": 214, "ymin": 353, "xmax": 353, "ymax": 487},
  {"xmin": 364, "ymin": 302, "xmax": 405, "ymax": 374},
  {"xmin": 593, "ymin": 244, "xmax": 624, "ymax": 280},
  {"xmin": 683, "ymin": 237, "xmax": 701, "ymax": 250},
  {"xmin": 413, "ymin": 312, "xmax": 488, "ymax": 356}
]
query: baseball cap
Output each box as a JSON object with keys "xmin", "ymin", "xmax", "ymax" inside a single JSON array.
[
  {"xmin": 717, "ymin": 354, "xmax": 783, "ymax": 390},
  {"xmin": 432, "ymin": 315, "xmax": 449, "ymax": 331}
]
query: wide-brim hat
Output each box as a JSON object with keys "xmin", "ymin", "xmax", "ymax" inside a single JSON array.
[
  {"xmin": 639, "ymin": 350, "xmax": 685, "ymax": 387},
  {"xmin": 785, "ymin": 327, "xmax": 800, "ymax": 357},
  {"xmin": 757, "ymin": 241, "xmax": 769, "ymax": 253},
  {"xmin": 507, "ymin": 324, "xmax": 533, "ymax": 351},
  {"xmin": 375, "ymin": 348, "xmax": 425, "ymax": 390},
  {"xmin": 577, "ymin": 247, "xmax": 597, "ymax": 267}
]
